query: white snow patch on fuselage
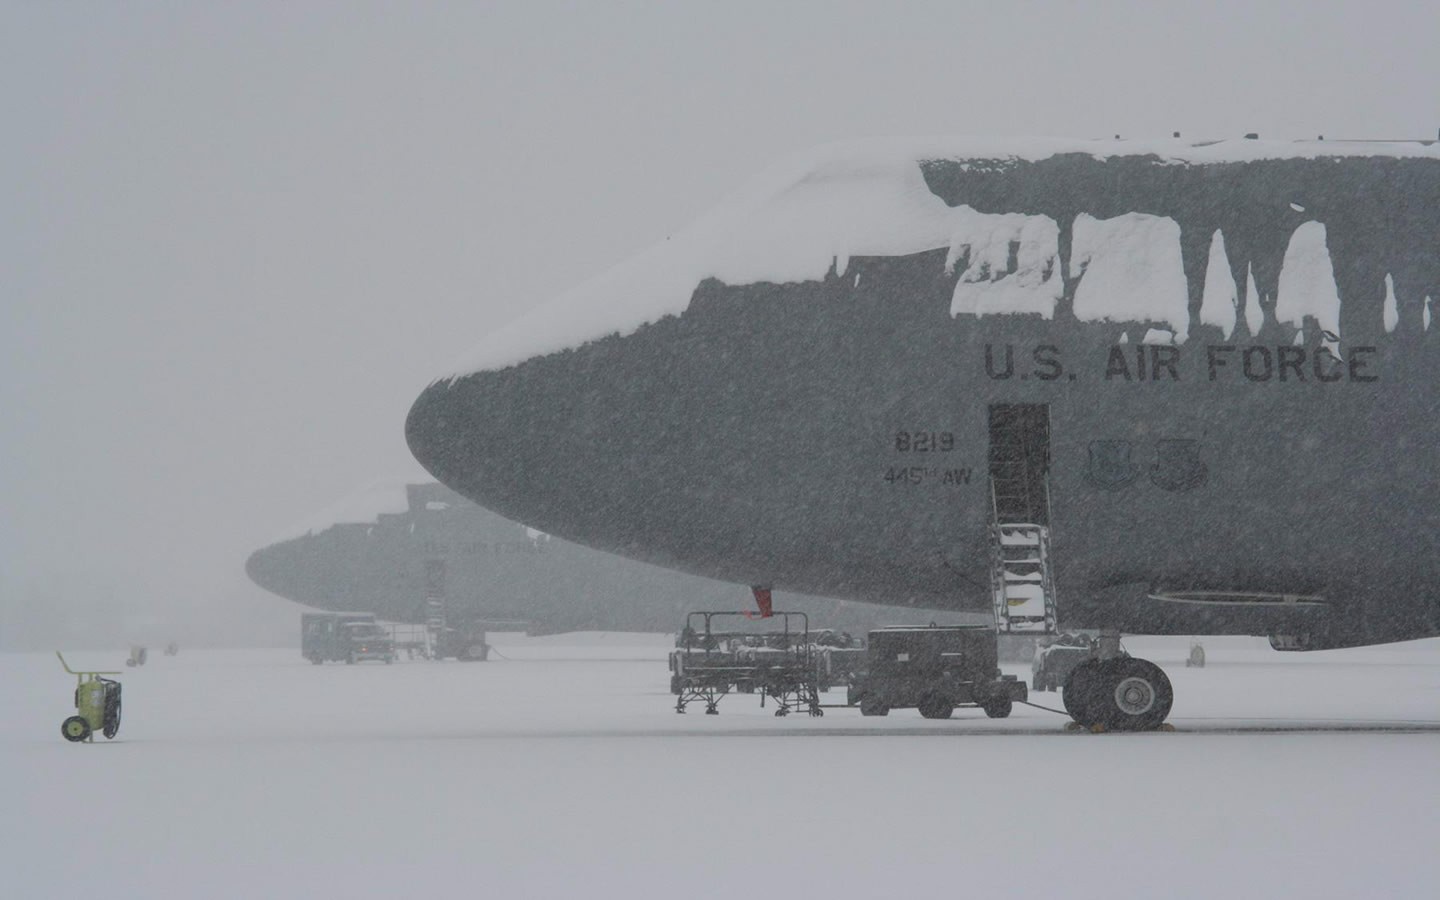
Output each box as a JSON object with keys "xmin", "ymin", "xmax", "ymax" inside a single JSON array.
[
  {"xmin": 1383, "ymin": 273, "xmax": 1399, "ymax": 333},
  {"xmin": 1275, "ymin": 221, "xmax": 1343, "ymax": 344},
  {"xmin": 947, "ymin": 207, "xmax": 1062, "ymax": 318},
  {"xmin": 1244, "ymin": 263, "xmax": 1265, "ymax": 337},
  {"xmin": 443, "ymin": 137, "xmax": 1439, "ymax": 379},
  {"xmin": 1071, "ymin": 213, "xmax": 1190, "ymax": 342},
  {"xmin": 1199, "ymin": 229, "xmax": 1238, "ymax": 338}
]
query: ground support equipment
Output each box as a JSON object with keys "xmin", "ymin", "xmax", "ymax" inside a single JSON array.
[
  {"xmin": 847, "ymin": 625, "xmax": 1027, "ymax": 718},
  {"xmin": 675, "ymin": 669, "xmax": 738, "ymax": 715},
  {"xmin": 745, "ymin": 648, "xmax": 823, "ymax": 716},
  {"xmin": 57, "ymin": 652, "xmax": 123, "ymax": 743},
  {"xmin": 672, "ymin": 611, "xmax": 822, "ymax": 716}
]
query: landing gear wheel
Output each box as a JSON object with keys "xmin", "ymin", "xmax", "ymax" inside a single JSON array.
[
  {"xmin": 917, "ymin": 695, "xmax": 954, "ymax": 719},
  {"xmin": 62, "ymin": 716, "xmax": 91, "ymax": 742},
  {"xmin": 1062, "ymin": 658, "xmax": 1103, "ymax": 724},
  {"xmin": 859, "ymin": 697, "xmax": 889, "ymax": 717},
  {"xmin": 1093, "ymin": 658, "xmax": 1173, "ymax": 731},
  {"xmin": 982, "ymin": 699, "xmax": 1012, "ymax": 719}
]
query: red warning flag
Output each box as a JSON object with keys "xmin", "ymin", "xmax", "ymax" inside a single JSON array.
[{"xmin": 750, "ymin": 585, "xmax": 773, "ymax": 618}]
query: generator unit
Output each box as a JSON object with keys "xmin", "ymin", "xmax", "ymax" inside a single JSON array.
[{"xmin": 847, "ymin": 625, "xmax": 1026, "ymax": 719}]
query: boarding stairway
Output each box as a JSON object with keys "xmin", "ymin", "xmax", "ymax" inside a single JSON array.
[{"xmin": 988, "ymin": 405, "xmax": 1059, "ymax": 634}]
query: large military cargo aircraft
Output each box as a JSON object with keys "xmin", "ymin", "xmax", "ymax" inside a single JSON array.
[
  {"xmin": 406, "ymin": 136, "xmax": 1440, "ymax": 729},
  {"xmin": 246, "ymin": 480, "xmax": 945, "ymax": 637}
]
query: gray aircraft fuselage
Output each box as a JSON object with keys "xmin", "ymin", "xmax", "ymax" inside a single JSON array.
[{"xmin": 407, "ymin": 145, "xmax": 1440, "ymax": 650}]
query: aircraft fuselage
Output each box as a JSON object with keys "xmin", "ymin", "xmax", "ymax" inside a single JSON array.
[{"xmin": 408, "ymin": 142, "xmax": 1440, "ymax": 650}]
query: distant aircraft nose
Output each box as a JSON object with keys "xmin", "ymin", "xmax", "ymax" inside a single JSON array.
[{"xmin": 244, "ymin": 545, "xmax": 290, "ymax": 598}]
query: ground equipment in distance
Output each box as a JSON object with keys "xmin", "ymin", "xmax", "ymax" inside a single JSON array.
[{"xmin": 301, "ymin": 612, "xmax": 396, "ymax": 664}]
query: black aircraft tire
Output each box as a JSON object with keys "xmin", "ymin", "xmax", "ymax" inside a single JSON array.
[
  {"xmin": 1062, "ymin": 658, "xmax": 1101, "ymax": 723},
  {"xmin": 859, "ymin": 697, "xmax": 889, "ymax": 717},
  {"xmin": 1092, "ymin": 658, "xmax": 1174, "ymax": 731}
]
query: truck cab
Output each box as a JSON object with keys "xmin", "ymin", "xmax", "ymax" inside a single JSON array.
[{"xmin": 302, "ymin": 612, "xmax": 395, "ymax": 664}]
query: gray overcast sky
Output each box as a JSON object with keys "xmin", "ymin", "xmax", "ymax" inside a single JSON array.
[{"xmin": 2, "ymin": 1, "xmax": 1437, "ymax": 644}]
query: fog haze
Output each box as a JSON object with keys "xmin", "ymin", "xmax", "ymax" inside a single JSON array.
[{"xmin": 3, "ymin": 1, "xmax": 1436, "ymax": 647}]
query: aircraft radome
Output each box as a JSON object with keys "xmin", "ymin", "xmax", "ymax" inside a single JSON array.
[{"xmin": 407, "ymin": 136, "xmax": 1440, "ymax": 730}]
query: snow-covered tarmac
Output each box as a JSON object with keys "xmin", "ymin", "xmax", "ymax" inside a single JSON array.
[{"xmin": 4, "ymin": 634, "xmax": 1437, "ymax": 899}]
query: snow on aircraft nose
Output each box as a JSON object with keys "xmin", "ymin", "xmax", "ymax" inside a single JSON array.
[{"xmin": 407, "ymin": 141, "xmax": 980, "ymax": 592}]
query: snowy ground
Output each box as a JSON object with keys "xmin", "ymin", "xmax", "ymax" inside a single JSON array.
[{"xmin": 3, "ymin": 634, "xmax": 1437, "ymax": 899}]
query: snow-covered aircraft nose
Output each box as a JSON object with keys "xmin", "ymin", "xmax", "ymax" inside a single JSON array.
[
  {"xmin": 407, "ymin": 142, "xmax": 1033, "ymax": 608},
  {"xmin": 402, "ymin": 292, "xmax": 937, "ymax": 601}
]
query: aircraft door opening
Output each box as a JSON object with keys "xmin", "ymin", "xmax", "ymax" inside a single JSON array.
[
  {"xmin": 987, "ymin": 404, "xmax": 1058, "ymax": 634},
  {"xmin": 987, "ymin": 404, "xmax": 1051, "ymax": 526}
]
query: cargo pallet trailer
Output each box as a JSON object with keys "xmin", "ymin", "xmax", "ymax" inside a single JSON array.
[{"xmin": 672, "ymin": 611, "xmax": 823, "ymax": 716}]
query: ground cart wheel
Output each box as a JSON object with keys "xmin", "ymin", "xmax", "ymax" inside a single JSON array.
[
  {"xmin": 917, "ymin": 695, "xmax": 954, "ymax": 719},
  {"xmin": 62, "ymin": 716, "xmax": 90, "ymax": 742},
  {"xmin": 982, "ymin": 699, "xmax": 1012, "ymax": 719}
]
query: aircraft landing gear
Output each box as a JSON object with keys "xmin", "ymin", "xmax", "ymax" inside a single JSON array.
[{"xmin": 1062, "ymin": 655, "xmax": 1173, "ymax": 732}]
